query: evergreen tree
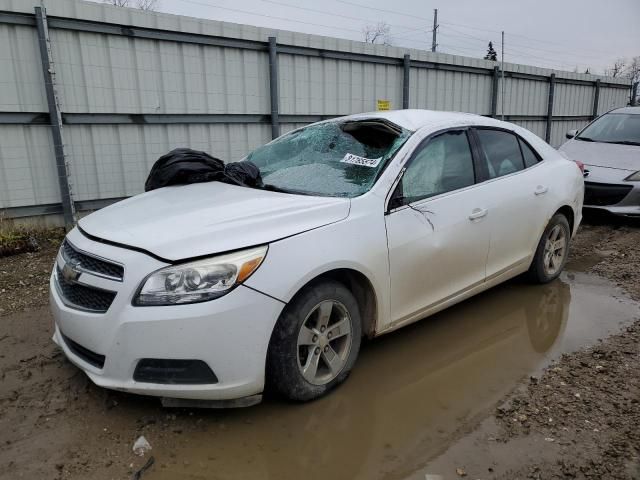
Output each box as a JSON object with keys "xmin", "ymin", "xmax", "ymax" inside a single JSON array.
[{"xmin": 484, "ymin": 41, "xmax": 498, "ymax": 61}]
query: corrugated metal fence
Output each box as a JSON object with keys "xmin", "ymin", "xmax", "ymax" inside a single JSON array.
[{"xmin": 0, "ymin": 0, "xmax": 632, "ymax": 224}]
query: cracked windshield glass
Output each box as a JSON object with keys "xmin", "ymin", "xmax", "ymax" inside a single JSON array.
[{"xmin": 245, "ymin": 120, "xmax": 411, "ymax": 197}]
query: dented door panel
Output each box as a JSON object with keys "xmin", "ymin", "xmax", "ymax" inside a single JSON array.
[{"xmin": 385, "ymin": 185, "xmax": 492, "ymax": 327}]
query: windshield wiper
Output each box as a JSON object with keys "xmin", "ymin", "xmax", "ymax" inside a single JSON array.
[
  {"xmin": 601, "ymin": 140, "xmax": 640, "ymax": 146},
  {"xmin": 575, "ymin": 136, "xmax": 595, "ymax": 142},
  {"xmin": 259, "ymin": 183, "xmax": 314, "ymax": 196},
  {"xmin": 258, "ymin": 183, "xmax": 352, "ymax": 197}
]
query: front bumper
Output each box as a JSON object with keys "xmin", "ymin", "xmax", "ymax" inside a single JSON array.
[
  {"xmin": 50, "ymin": 228, "xmax": 285, "ymax": 401},
  {"xmin": 583, "ymin": 165, "xmax": 640, "ymax": 217}
]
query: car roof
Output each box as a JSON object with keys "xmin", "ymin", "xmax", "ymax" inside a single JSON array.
[
  {"xmin": 609, "ymin": 106, "xmax": 640, "ymax": 115},
  {"xmin": 341, "ymin": 109, "xmax": 504, "ymax": 131}
]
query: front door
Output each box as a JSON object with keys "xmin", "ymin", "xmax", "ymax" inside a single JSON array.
[{"xmin": 384, "ymin": 129, "xmax": 492, "ymax": 328}]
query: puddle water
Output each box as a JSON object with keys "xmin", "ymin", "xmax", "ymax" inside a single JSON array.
[
  {"xmin": 149, "ymin": 271, "xmax": 638, "ymax": 480},
  {"xmin": 565, "ymin": 249, "xmax": 611, "ymax": 273}
]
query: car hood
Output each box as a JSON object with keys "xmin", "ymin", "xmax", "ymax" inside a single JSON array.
[
  {"xmin": 559, "ymin": 139, "xmax": 640, "ymax": 171},
  {"xmin": 79, "ymin": 182, "xmax": 351, "ymax": 261}
]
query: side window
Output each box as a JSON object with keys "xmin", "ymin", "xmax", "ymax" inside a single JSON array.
[
  {"xmin": 519, "ymin": 138, "xmax": 541, "ymax": 168},
  {"xmin": 396, "ymin": 130, "xmax": 475, "ymax": 205},
  {"xmin": 475, "ymin": 129, "xmax": 525, "ymax": 179}
]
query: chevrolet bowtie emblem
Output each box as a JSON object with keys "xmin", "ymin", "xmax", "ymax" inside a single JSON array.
[{"xmin": 62, "ymin": 262, "xmax": 81, "ymax": 282}]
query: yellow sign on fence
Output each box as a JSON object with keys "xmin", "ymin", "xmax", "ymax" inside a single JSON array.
[{"xmin": 377, "ymin": 99, "xmax": 391, "ymax": 111}]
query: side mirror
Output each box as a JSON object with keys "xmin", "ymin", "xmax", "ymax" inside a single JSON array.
[{"xmin": 565, "ymin": 129, "xmax": 578, "ymax": 139}]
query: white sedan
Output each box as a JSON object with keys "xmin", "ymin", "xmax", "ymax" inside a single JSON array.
[{"xmin": 50, "ymin": 110, "xmax": 584, "ymax": 405}]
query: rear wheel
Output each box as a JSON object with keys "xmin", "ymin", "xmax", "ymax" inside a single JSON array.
[
  {"xmin": 527, "ymin": 213, "xmax": 571, "ymax": 284},
  {"xmin": 266, "ymin": 281, "xmax": 361, "ymax": 401}
]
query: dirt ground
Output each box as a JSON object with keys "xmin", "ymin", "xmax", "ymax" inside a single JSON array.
[
  {"xmin": 488, "ymin": 218, "xmax": 640, "ymax": 480},
  {"xmin": 0, "ymin": 215, "xmax": 638, "ymax": 480},
  {"xmin": 0, "ymin": 227, "xmax": 64, "ymax": 316}
]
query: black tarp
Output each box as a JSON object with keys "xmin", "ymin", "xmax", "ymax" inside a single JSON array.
[{"xmin": 145, "ymin": 148, "xmax": 262, "ymax": 192}]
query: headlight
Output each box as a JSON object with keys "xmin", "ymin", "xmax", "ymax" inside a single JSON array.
[
  {"xmin": 134, "ymin": 245, "xmax": 267, "ymax": 306},
  {"xmin": 625, "ymin": 171, "xmax": 640, "ymax": 181}
]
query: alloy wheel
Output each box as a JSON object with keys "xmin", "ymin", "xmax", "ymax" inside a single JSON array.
[
  {"xmin": 296, "ymin": 300, "xmax": 353, "ymax": 386},
  {"xmin": 543, "ymin": 224, "xmax": 568, "ymax": 276}
]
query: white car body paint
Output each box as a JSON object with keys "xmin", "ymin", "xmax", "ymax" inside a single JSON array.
[
  {"xmin": 78, "ymin": 181, "xmax": 350, "ymax": 261},
  {"xmin": 560, "ymin": 140, "xmax": 639, "ymax": 172},
  {"xmin": 50, "ymin": 110, "xmax": 584, "ymax": 401}
]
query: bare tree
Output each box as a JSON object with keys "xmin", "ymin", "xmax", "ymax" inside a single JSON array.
[
  {"xmin": 605, "ymin": 58, "xmax": 626, "ymax": 77},
  {"xmin": 622, "ymin": 57, "xmax": 640, "ymax": 105},
  {"xmin": 136, "ymin": 0, "xmax": 159, "ymax": 10},
  {"xmin": 623, "ymin": 56, "xmax": 640, "ymax": 83},
  {"xmin": 102, "ymin": 0, "xmax": 159, "ymax": 10},
  {"xmin": 604, "ymin": 56, "xmax": 639, "ymax": 105},
  {"xmin": 363, "ymin": 22, "xmax": 392, "ymax": 46},
  {"xmin": 103, "ymin": 0, "xmax": 131, "ymax": 6}
]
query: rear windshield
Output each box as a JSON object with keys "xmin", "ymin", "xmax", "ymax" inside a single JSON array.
[
  {"xmin": 244, "ymin": 120, "xmax": 411, "ymax": 197},
  {"xmin": 576, "ymin": 113, "xmax": 640, "ymax": 145}
]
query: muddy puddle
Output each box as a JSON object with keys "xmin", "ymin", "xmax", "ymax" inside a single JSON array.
[{"xmin": 140, "ymin": 271, "xmax": 637, "ymax": 480}]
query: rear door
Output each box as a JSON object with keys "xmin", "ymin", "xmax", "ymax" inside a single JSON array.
[
  {"xmin": 470, "ymin": 128, "xmax": 553, "ymax": 280},
  {"xmin": 384, "ymin": 129, "xmax": 493, "ymax": 327}
]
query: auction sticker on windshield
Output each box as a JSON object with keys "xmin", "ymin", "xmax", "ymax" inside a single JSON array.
[{"xmin": 341, "ymin": 153, "xmax": 382, "ymax": 167}]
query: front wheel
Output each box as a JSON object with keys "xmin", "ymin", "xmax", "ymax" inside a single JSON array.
[
  {"xmin": 527, "ymin": 213, "xmax": 571, "ymax": 284},
  {"xmin": 266, "ymin": 281, "xmax": 362, "ymax": 401}
]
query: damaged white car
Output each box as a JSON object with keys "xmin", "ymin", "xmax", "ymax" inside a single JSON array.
[{"xmin": 50, "ymin": 110, "xmax": 584, "ymax": 405}]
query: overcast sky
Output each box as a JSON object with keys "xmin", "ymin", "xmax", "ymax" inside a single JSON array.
[{"xmin": 107, "ymin": 0, "xmax": 639, "ymax": 75}]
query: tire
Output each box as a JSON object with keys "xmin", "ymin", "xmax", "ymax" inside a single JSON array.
[
  {"xmin": 266, "ymin": 280, "xmax": 362, "ymax": 401},
  {"xmin": 527, "ymin": 213, "xmax": 571, "ymax": 284}
]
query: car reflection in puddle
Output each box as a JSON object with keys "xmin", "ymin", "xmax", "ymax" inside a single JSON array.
[{"xmin": 151, "ymin": 271, "xmax": 638, "ymax": 480}]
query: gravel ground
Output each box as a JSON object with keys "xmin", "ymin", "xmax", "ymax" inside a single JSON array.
[
  {"xmin": 493, "ymin": 323, "xmax": 640, "ymax": 479},
  {"xmin": 488, "ymin": 218, "xmax": 640, "ymax": 479},
  {"xmin": 569, "ymin": 221, "xmax": 640, "ymax": 300},
  {"xmin": 0, "ymin": 217, "xmax": 638, "ymax": 480},
  {"xmin": 0, "ymin": 229, "xmax": 64, "ymax": 316}
]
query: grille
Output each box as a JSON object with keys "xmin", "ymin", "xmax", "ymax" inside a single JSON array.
[
  {"xmin": 61, "ymin": 332, "xmax": 106, "ymax": 369},
  {"xmin": 584, "ymin": 182, "xmax": 633, "ymax": 206},
  {"xmin": 56, "ymin": 265, "xmax": 117, "ymax": 313},
  {"xmin": 62, "ymin": 241, "xmax": 124, "ymax": 281}
]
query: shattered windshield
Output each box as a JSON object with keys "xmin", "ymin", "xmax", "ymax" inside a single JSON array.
[{"xmin": 244, "ymin": 120, "xmax": 411, "ymax": 197}]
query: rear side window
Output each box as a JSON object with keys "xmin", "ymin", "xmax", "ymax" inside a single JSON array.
[
  {"xmin": 475, "ymin": 129, "xmax": 525, "ymax": 179},
  {"xmin": 519, "ymin": 138, "xmax": 541, "ymax": 168}
]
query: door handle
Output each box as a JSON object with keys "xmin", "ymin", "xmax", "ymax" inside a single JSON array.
[
  {"xmin": 468, "ymin": 208, "xmax": 488, "ymax": 221},
  {"xmin": 534, "ymin": 185, "xmax": 548, "ymax": 196}
]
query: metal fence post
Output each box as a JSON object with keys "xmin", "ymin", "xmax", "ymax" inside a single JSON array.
[
  {"xmin": 592, "ymin": 79, "xmax": 600, "ymax": 119},
  {"xmin": 491, "ymin": 66, "xmax": 499, "ymax": 118},
  {"xmin": 402, "ymin": 54, "xmax": 410, "ymax": 109},
  {"xmin": 34, "ymin": 6, "xmax": 75, "ymax": 227},
  {"xmin": 545, "ymin": 73, "xmax": 555, "ymax": 143},
  {"xmin": 268, "ymin": 37, "xmax": 280, "ymax": 139}
]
